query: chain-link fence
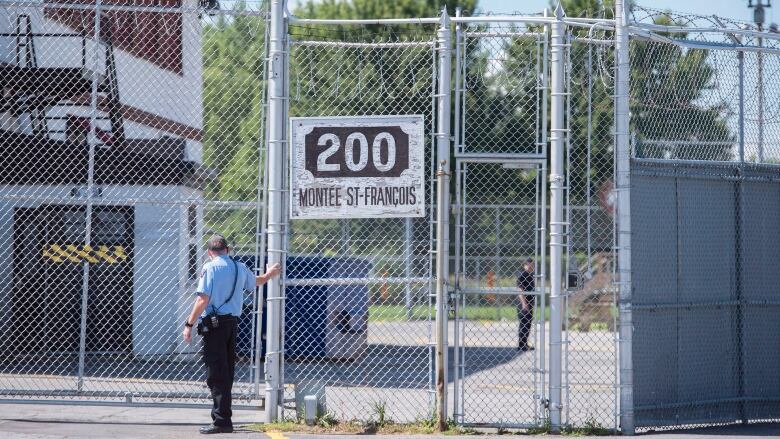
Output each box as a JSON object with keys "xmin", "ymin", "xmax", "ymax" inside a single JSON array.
[
  {"xmin": 452, "ymin": 17, "xmax": 548, "ymax": 428},
  {"xmin": 628, "ymin": 5, "xmax": 780, "ymax": 431},
  {"xmin": 281, "ymin": 18, "xmax": 439, "ymax": 423},
  {"xmin": 2, "ymin": 0, "xmax": 780, "ymax": 434},
  {"xmin": 563, "ymin": 16, "xmax": 618, "ymax": 429},
  {"xmin": 0, "ymin": 0, "xmax": 269, "ymax": 406}
]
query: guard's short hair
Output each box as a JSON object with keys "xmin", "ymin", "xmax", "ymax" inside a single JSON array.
[
  {"xmin": 207, "ymin": 234, "xmax": 229, "ymax": 252},
  {"xmin": 523, "ymin": 257, "xmax": 534, "ymax": 265}
]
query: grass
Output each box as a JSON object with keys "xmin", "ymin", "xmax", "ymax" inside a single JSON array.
[
  {"xmin": 524, "ymin": 417, "xmax": 615, "ymax": 436},
  {"xmin": 249, "ymin": 418, "xmax": 614, "ymax": 436},
  {"xmin": 369, "ymin": 304, "xmax": 552, "ymax": 323},
  {"xmin": 249, "ymin": 417, "xmax": 481, "ymax": 436}
]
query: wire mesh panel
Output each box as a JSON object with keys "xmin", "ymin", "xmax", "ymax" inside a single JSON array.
[
  {"xmin": 562, "ymin": 28, "xmax": 618, "ymax": 429},
  {"xmin": 458, "ymin": 23, "xmax": 546, "ymax": 155},
  {"xmin": 452, "ymin": 18, "xmax": 548, "ymax": 428},
  {"xmin": 0, "ymin": 0, "xmax": 268, "ymax": 406},
  {"xmin": 455, "ymin": 161, "xmax": 545, "ymax": 427},
  {"xmin": 629, "ymin": 6, "xmax": 780, "ymax": 164},
  {"xmin": 283, "ymin": 21, "xmax": 437, "ymax": 423},
  {"xmin": 631, "ymin": 161, "xmax": 741, "ymax": 428}
]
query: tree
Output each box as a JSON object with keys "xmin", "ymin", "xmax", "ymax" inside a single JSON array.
[
  {"xmin": 202, "ymin": 8, "xmax": 267, "ymax": 248},
  {"xmin": 629, "ymin": 15, "xmax": 733, "ymax": 160},
  {"xmin": 555, "ymin": 0, "xmax": 734, "ymax": 255},
  {"xmin": 559, "ymin": 0, "xmax": 733, "ymax": 165},
  {"xmin": 200, "ymin": 0, "xmax": 734, "ymax": 253},
  {"xmin": 286, "ymin": 0, "xmax": 478, "ymax": 266}
]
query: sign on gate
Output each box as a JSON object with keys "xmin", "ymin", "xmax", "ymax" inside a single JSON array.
[{"xmin": 290, "ymin": 115, "xmax": 425, "ymax": 219}]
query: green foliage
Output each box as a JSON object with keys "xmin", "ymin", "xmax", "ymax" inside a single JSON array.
[
  {"xmin": 414, "ymin": 413, "xmax": 478, "ymax": 435},
  {"xmin": 559, "ymin": 1, "xmax": 733, "ymax": 162},
  {"xmin": 526, "ymin": 417, "xmax": 553, "ymax": 434},
  {"xmin": 368, "ymin": 304, "xmax": 553, "ymax": 322},
  {"xmin": 296, "ymin": 0, "xmax": 477, "ymax": 20},
  {"xmin": 370, "ymin": 399, "xmax": 389, "ymax": 427},
  {"xmin": 562, "ymin": 415, "xmax": 614, "ymax": 436},
  {"xmin": 201, "ymin": 0, "xmax": 735, "ymax": 257},
  {"xmin": 202, "ymin": 4, "xmax": 268, "ymax": 245},
  {"xmin": 318, "ymin": 411, "xmax": 339, "ymax": 427},
  {"xmin": 631, "ymin": 18, "xmax": 733, "ymax": 160}
]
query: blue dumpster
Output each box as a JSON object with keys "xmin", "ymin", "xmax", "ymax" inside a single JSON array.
[
  {"xmin": 286, "ymin": 256, "xmax": 371, "ymax": 360},
  {"xmin": 233, "ymin": 255, "xmax": 266, "ymax": 359},
  {"xmin": 233, "ymin": 255, "xmax": 371, "ymax": 361}
]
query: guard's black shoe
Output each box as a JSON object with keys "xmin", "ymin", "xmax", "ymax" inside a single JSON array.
[
  {"xmin": 522, "ymin": 344, "xmax": 535, "ymax": 352},
  {"xmin": 200, "ymin": 424, "xmax": 233, "ymax": 434}
]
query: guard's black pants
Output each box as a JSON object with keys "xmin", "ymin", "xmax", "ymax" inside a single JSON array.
[
  {"xmin": 517, "ymin": 302, "xmax": 534, "ymax": 348},
  {"xmin": 202, "ymin": 316, "xmax": 238, "ymax": 428}
]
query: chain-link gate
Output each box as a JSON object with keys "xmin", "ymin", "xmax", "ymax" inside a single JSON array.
[
  {"xmin": 562, "ymin": 24, "xmax": 618, "ymax": 429},
  {"xmin": 0, "ymin": 0, "xmax": 269, "ymax": 407},
  {"xmin": 280, "ymin": 18, "xmax": 440, "ymax": 423},
  {"xmin": 454, "ymin": 160, "xmax": 547, "ymax": 426},
  {"xmin": 452, "ymin": 18, "xmax": 549, "ymax": 428}
]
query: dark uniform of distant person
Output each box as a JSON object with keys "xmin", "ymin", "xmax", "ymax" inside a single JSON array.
[
  {"xmin": 182, "ymin": 234, "xmax": 281, "ymax": 435},
  {"xmin": 517, "ymin": 258, "xmax": 536, "ymax": 352}
]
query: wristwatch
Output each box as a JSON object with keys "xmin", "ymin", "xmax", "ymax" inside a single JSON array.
[{"xmin": 184, "ymin": 320, "xmax": 194, "ymax": 328}]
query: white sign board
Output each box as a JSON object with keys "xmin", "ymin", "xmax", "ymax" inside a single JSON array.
[{"xmin": 290, "ymin": 115, "xmax": 425, "ymax": 219}]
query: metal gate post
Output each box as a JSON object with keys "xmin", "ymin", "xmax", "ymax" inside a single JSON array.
[
  {"xmin": 264, "ymin": 0, "xmax": 287, "ymax": 423},
  {"xmin": 614, "ymin": 0, "xmax": 634, "ymax": 435},
  {"xmin": 434, "ymin": 8, "xmax": 452, "ymax": 432},
  {"xmin": 253, "ymin": 0, "xmax": 273, "ymax": 400},
  {"xmin": 548, "ymin": 4, "xmax": 566, "ymax": 431}
]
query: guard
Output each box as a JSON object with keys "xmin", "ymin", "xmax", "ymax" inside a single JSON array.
[
  {"xmin": 182, "ymin": 234, "xmax": 281, "ymax": 434},
  {"xmin": 517, "ymin": 258, "xmax": 536, "ymax": 352}
]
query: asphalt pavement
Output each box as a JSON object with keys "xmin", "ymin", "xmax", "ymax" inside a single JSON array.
[{"xmin": 2, "ymin": 403, "xmax": 780, "ymax": 438}]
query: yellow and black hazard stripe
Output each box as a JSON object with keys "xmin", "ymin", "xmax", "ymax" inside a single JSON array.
[{"xmin": 42, "ymin": 244, "xmax": 128, "ymax": 264}]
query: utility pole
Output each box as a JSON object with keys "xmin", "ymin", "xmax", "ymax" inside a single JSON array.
[{"xmin": 748, "ymin": 0, "xmax": 771, "ymax": 162}]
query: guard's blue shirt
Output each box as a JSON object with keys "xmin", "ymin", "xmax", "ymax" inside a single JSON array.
[{"xmin": 196, "ymin": 255, "xmax": 255, "ymax": 317}]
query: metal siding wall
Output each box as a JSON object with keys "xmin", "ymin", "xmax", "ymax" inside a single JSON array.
[
  {"xmin": 631, "ymin": 173, "xmax": 678, "ymax": 422},
  {"xmin": 741, "ymin": 180, "xmax": 780, "ymax": 420},
  {"xmin": 676, "ymin": 178, "xmax": 739, "ymax": 416},
  {"xmin": 631, "ymin": 163, "xmax": 744, "ymax": 427}
]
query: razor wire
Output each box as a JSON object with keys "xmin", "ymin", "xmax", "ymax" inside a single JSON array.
[{"xmin": 630, "ymin": 5, "xmax": 780, "ymax": 164}]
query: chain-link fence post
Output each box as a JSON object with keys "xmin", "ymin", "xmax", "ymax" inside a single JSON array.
[
  {"xmin": 548, "ymin": 4, "xmax": 566, "ymax": 432},
  {"xmin": 615, "ymin": 0, "xmax": 634, "ymax": 435},
  {"xmin": 434, "ymin": 8, "xmax": 452, "ymax": 432},
  {"xmin": 77, "ymin": 0, "xmax": 102, "ymax": 393},
  {"xmin": 739, "ymin": 49, "xmax": 745, "ymax": 163},
  {"xmin": 254, "ymin": 0, "xmax": 273, "ymax": 401},
  {"xmin": 264, "ymin": 0, "xmax": 287, "ymax": 423},
  {"xmin": 404, "ymin": 218, "xmax": 412, "ymax": 319}
]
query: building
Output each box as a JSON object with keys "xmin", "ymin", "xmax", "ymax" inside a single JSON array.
[{"xmin": 0, "ymin": 0, "xmax": 208, "ymax": 359}]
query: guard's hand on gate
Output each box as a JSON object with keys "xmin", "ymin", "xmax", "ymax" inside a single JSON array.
[
  {"xmin": 266, "ymin": 263, "xmax": 282, "ymax": 278},
  {"xmin": 183, "ymin": 326, "xmax": 192, "ymax": 343}
]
